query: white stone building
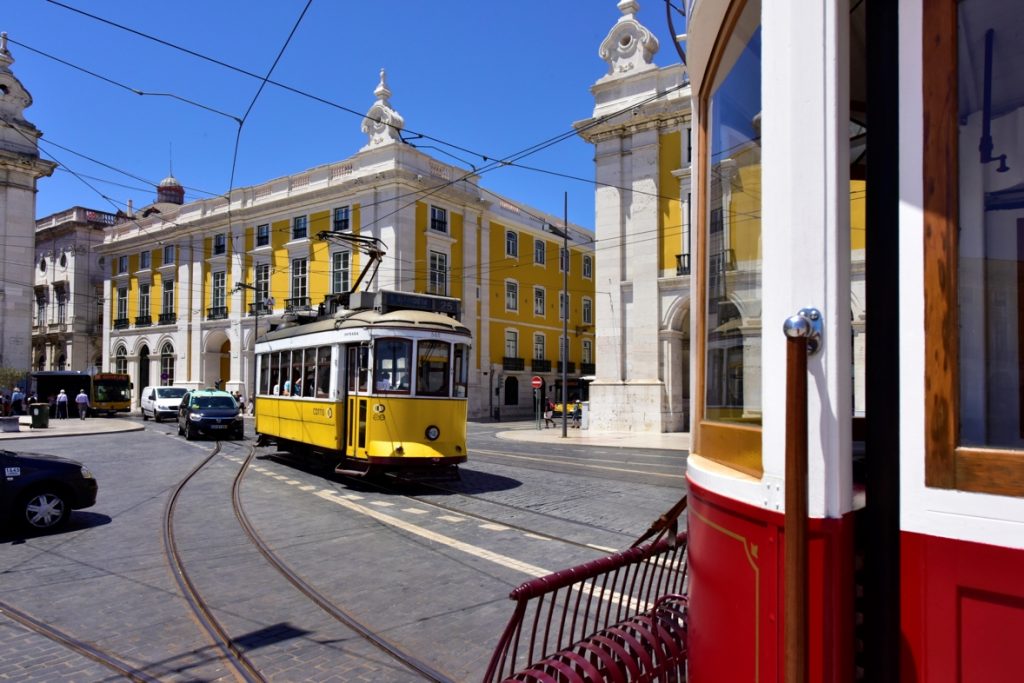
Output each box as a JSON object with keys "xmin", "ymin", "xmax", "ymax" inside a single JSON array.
[
  {"xmin": 0, "ymin": 33, "xmax": 56, "ymax": 371},
  {"xmin": 32, "ymin": 207, "xmax": 114, "ymax": 373}
]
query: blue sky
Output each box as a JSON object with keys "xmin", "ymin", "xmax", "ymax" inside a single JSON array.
[{"xmin": 6, "ymin": 1, "xmax": 686, "ymax": 229}]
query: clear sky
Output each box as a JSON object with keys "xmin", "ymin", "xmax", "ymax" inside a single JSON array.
[{"xmin": 5, "ymin": 0, "xmax": 686, "ymax": 230}]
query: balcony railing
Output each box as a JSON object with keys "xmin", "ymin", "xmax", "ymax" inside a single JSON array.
[
  {"xmin": 285, "ymin": 296, "xmax": 311, "ymax": 312},
  {"xmin": 249, "ymin": 301, "xmax": 273, "ymax": 316},
  {"xmin": 502, "ymin": 357, "xmax": 525, "ymax": 372},
  {"xmin": 134, "ymin": 315, "xmax": 151, "ymax": 327},
  {"xmin": 557, "ymin": 361, "xmax": 576, "ymax": 374},
  {"xmin": 113, "ymin": 317, "xmax": 130, "ymax": 330},
  {"xmin": 158, "ymin": 312, "xmax": 176, "ymax": 325},
  {"xmin": 676, "ymin": 253, "xmax": 691, "ymax": 276},
  {"xmin": 207, "ymin": 306, "xmax": 228, "ymax": 320},
  {"xmin": 581, "ymin": 363, "xmax": 595, "ymax": 375},
  {"xmin": 531, "ymin": 359, "xmax": 552, "ymax": 373}
]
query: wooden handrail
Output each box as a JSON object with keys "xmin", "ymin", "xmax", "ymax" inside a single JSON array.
[{"xmin": 785, "ymin": 332, "xmax": 809, "ymax": 683}]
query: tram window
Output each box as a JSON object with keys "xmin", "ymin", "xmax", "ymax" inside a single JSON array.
[
  {"xmin": 303, "ymin": 348, "xmax": 316, "ymax": 398},
  {"xmin": 454, "ymin": 343, "xmax": 469, "ymax": 398},
  {"xmin": 285, "ymin": 351, "xmax": 302, "ymax": 396},
  {"xmin": 259, "ymin": 355, "xmax": 268, "ymax": 394},
  {"xmin": 348, "ymin": 345, "xmax": 369, "ymax": 392},
  {"xmin": 316, "ymin": 347, "xmax": 331, "ymax": 398},
  {"xmin": 417, "ymin": 340, "xmax": 451, "ymax": 397},
  {"xmin": 374, "ymin": 338, "xmax": 411, "ymax": 394},
  {"xmin": 270, "ymin": 352, "xmax": 282, "ymax": 395}
]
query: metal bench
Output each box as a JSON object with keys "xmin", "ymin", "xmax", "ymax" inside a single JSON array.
[{"xmin": 483, "ymin": 528, "xmax": 689, "ymax": 682}]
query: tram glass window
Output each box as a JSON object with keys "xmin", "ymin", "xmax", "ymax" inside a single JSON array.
[
  {"xmin": 454, "ymin": 343, "xmax": 469, "ymax": 397},
  {"xmin": 271, "ymin": 352, "xmax": 283, "ymax": 395},
  {"xmin": 374, "ymin": 338, "xmax": 411, "ymax": 393},
  {"xmin": 316, "ymin": 347, "xmax": 331, "ymax": 398},
  {"xmin": 287, "ymin": 351, "xmax": 302, "ymax": 396},
  {"xmin": 417, "ymin": 340, "xmax": 451, "ymax": 397},
  {"xmin": 348, "ymin": 345, "xmax": 369, "ymax": 392},
  {"xmin": 259, "ymin": 355, "xmax": 269, "ymax": 395},
  {"xmin": 303, "ymin": 348, "xmax": 316, "ymax": 398}
]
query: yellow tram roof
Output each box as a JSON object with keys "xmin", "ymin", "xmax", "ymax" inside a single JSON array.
[{"xmin": 261, "ymin": 307, "xmax": 471, "ymax": 343}]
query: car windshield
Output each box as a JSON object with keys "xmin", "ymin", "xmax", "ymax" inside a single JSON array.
[
  {"xmin": 156, "ymin": 387, "xmax": 187, "ymax": 399},
  {"xmin": 192, "ymin": 396, "xmax": 236, "ymax": 409}
]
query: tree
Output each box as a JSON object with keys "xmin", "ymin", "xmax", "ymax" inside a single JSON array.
[{"xmin": 0, "ymin": 367, "xmax": 28, "ymax": 391}]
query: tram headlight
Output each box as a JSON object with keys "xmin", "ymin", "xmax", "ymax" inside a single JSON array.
[{"xmin": 425, "ymin": 425, "xmax": 440, "ymax": 441}]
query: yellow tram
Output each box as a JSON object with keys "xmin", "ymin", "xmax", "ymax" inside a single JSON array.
[{"xmin": 254, "ymin": 290, "xmax": 472, "ymax": 476}]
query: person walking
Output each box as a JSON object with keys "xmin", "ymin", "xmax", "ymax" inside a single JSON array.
[
  {"xmin": 56, "ymin": 389, "xmax": 69, "ymax": 419},
  {"xmin": 571, "ymin": 399, "xmax": 582, "ymax": 429},
  {"xmin": 75, "ymin": 389, "xmax": 90, "ymax": 420},
  {"xmin": 10, "ymin": 387, "xmax": 24, "ymax": 416},
  {"xmin": 544, "ymin": 399, "xmax": 556, "ymax": 428}
]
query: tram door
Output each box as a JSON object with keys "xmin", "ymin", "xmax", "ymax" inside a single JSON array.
[{"xmin": 344, "ymin": 344, "xmax": 370, "ymax": 458}]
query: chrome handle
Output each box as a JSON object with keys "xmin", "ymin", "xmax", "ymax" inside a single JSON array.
[{"xmin": 783, "ymin": 308, "xmax": 823, "ymax": 356}]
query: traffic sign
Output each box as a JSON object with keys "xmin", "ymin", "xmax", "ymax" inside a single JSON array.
[{"xmin": 531, "ymin": 376, "xmax": 543, "ymax": 389}]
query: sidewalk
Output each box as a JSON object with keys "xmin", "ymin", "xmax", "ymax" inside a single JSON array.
[
  {"xmin": 494, "ymin": 420, "xmax": 689, "ymax": 452},
  {"xmin": 0, "ymin": 415, "xmax": 144, "ymax": 441}
]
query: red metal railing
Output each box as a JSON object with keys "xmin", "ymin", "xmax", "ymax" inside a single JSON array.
[{"xmin": 483, "ymin": 529, "xmax": 688, "ymax": 682}]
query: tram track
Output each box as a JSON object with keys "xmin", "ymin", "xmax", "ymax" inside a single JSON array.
[
  {"xmin": 163, "ymin": 441, "xmax": 266, "ymax": 683},
  {"xmin": 0, "ymin": 598, "xmax": 161, "ymax": 683},
  {"xmin": 228, "ymin": 442, "xmax": 456, "ymax": 683}
]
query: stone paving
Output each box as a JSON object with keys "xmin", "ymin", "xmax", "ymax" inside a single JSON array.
[{"xmin": 0, "ymin": 418, "xmax": 687, "ymax": 681}]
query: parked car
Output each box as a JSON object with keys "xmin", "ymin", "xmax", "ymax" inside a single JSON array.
[
  {"xmin": 176, "ymin": 389, "xmax": 244, "ymax": 440},
  {"xmin": 140, "ymin": 385, "xmax": 188, "ymax": 422},
  {"xmin": 0, "ymin": 450, "xmax": 98, "ymax": 531}
]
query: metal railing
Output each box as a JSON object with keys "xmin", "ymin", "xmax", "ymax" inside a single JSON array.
[
  {"xmin": 158, "ymin": 312, "xmax": 176, "ymax": 325},
  {"xmin": 484, "ymin": 528, "xmax": 689, "ymax": 682},
  {"xmin": 134, "ymin": 315, "xmax": 151, "ymax": 327},
  {"xmin": 113, "ymin": 317, "xmax": 130, "ymax": 330},
  {"xmin": 248, "ymin": 301, "xmax": 272, "ymax": 316},
  {"xmin": 675, "ymin": 253, "xmax": 691, "ymax": 276},
  {"xmin": 206, "ymin": 306, "xmax": 228, "ymax": 320},
  {"xmin": 502, "ymin": 357, "xmax": 525, "ymax": 371},
  {"xmin": 531, "ymin": 359, "xmax": 551, "ymax": 373},
  {"xmin": 285, "ymin": 296, "xmax": 310, "ymax": 312}
]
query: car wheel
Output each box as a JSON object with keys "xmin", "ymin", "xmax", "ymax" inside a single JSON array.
[
  {"xmin": 21, "ymin": 489, "xmax": 70, "ymax": 531},
  {"xmin": 185, "ymin": 422, "xmax": 196, "ymax": 440},
  {"xmin": 142, "ymin": 410, "xmax": 149, "ymax": 421},
  {"xmin": 177, "ymin": 420, "xmax": 184, "ymax": 436}
]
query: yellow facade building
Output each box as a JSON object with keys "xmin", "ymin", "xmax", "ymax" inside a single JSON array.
[{"xmin": 97, "ymin": 71, "xmax": 593, "ymax": 419}]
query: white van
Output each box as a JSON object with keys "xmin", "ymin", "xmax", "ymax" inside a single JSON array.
[{"xmin": 140, "ymin": 386, "xmax": 188, "ymax": 422}]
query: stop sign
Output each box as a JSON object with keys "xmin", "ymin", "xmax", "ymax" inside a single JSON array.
[{"xmin": 531, "ymin": 376, "xmax": 543, "ymax": 389}]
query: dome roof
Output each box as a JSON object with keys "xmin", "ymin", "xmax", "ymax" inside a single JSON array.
[{"xmin": 158, "ymin": 175, "xmax": 182, "ymax": 188}]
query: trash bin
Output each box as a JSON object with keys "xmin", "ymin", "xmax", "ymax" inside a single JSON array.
[{"xmin": 30, "ymin": 403, "xmax": 49, "ymax": 429}]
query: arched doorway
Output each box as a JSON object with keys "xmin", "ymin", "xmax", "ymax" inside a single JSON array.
[
  {"xmin": 503, "ymin": 376, "xmax": 519, "ymax": 406},
  {"xmin": 138, "ymin": 345, "xmax": 150, "ymax": 393},
  {"xmin": 203, "ymin": 330, "xmax": 231, "ymax": 390}
]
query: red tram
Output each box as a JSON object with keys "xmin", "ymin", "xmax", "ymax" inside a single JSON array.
[{"xmin": 682, "ymin": 0, "xmax": 1024, "ymax": 681}]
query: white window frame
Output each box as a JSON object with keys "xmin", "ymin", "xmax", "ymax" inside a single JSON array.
[
  {"xmin": 333, "ymin": 206, "xmax": 351, "ymax": 232},
  {"xmin": 116, "ymin": 287, "xmax": 128, "ymax": 320},
  {"xmin": 138, "ymin": 283, "xmax": 151, "ymax": 318},
  {"xmin": 139, "ymin": 250, "xmax": 151, "ymax": 270},
  {"xmin": 163, "ymin": 244, "xmax": 175, "ymax": 264},
  {"xmin": 506, "ymin": 230, "xmax": 519, "ymax": 258},
  {"xmin": 255, "ymin": 224, "xmax": 270, "ymax": 247},
  {"xmin": 559, "ymin": 291, "xmax": 569, "ymax": 321},
  {"xmin": 505, "ymin": 280, "xmax": 519, "ymax": 312},
  {"xmin": 428, "ymin": 250, "xmax": 448, "ymax": 296},
  {"xmin": 583, "ymin": 297, "xmax": 593, "ymax": 324},
  {"xmin": 583, "ymin": 254, "xmax": 593, "ymax": 279},
  {"xmin": 504, "ymin": 329, "xmax": 518, "ymax": 358},
  {"xmin": 534, "ymin": 286, "xmax": 546, "ymax": 316},
  {"xmin": 292, "ymin": 215, "xmax": 308, "ymax": 240},
  {"xmin": 162, "ymin": 280, "xmax": 175, "ymax": 315},
  {"xmin": 560, "ymin": 247, "xmax": 569, "ymax": 273},
  {"xmin": 332, "ymin": 251, "xmax": 351, "ymax": 294},
  {"xmin": 212, "ymin": 271, "xmax": 226, "ymax": 309},
  {"xmin": 583, "ymin": 340, "xmax": 593, "ymax": 364},
  {"xmin": 291, "ymin": 258, "xmax": 308, "ymax": 300},
  {"xmin": 430, "ymin": 205, "xmax": 448, "ymax": 233},
  {"xmin": 255, "ymin": 263, "xmax": 270, "ymax": 303},
  {"xmin": 213, "ymin": 233, "xmax": 227, "ymax": 256},
  {"xmin": 533, "ymin": 333, "xmax": 546, "ymax": 361},
  {"xmin": 117, "ymin": 255, "xmax": 128, "ymax": 274},
  {"xmin": 534, "ymin": 238, "xmax": 546, "ymax": 265}
]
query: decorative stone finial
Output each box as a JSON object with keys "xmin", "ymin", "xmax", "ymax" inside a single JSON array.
[
  {"xmin": 0, "ymin": 32, "xmax": 13, "ymax": 71},
  {"xmin": 361, "ymin": 68, "xmax": 405, "ymax": 150},
  {"xmin": 599, "ymin": 1, "xmax": 659, "ymax": 80}
]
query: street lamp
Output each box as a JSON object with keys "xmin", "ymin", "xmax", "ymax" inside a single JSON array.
[
  {"xmin": 547, "ymin": 192, "xmax": 570, "ymax": 438},
  {"xmin": 233, "ymin": 282, "xmax": 271, "ymax": 407}
]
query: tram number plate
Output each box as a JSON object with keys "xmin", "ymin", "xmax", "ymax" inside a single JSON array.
[{"xmin": 211, "ymin": 424, "xmax": 227, "ymax": 429}]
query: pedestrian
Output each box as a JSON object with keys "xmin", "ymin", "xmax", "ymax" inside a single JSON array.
[
  {"xmin": 75, "ymin": 389, "xmax": 90, "ymax": 420},
  {"xmin": 10, "ymin": 386, "xmax": 24, "ymax": 416},
  {"xmin": 544, "ymin": 398, "xmax": 556, "ymax": 428},
  {"xmin": 56, "ymin": 389, "xmax": 69, "ymax": 419},
  {"xmin": 571, "ymin": 399, "xmax": 582, "ymax": 428}
]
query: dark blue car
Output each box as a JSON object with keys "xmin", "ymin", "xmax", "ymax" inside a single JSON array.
[
  {"xmin": 1, "ymin": 450, "xmax": 98, "ymax": 531},
  {"xmin": 176, "ymin": 389, "xmax": 244, "ymax": 440}
]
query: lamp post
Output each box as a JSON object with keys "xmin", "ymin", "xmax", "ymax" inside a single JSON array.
[{"xmin": 547, "ymin": 192, "xmax": 570, "ymax": 438}]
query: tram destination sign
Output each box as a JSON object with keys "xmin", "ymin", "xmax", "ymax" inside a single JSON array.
[{"xmin": 368, "ymin": 290, "xmax": 462, "ymax": 318}]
